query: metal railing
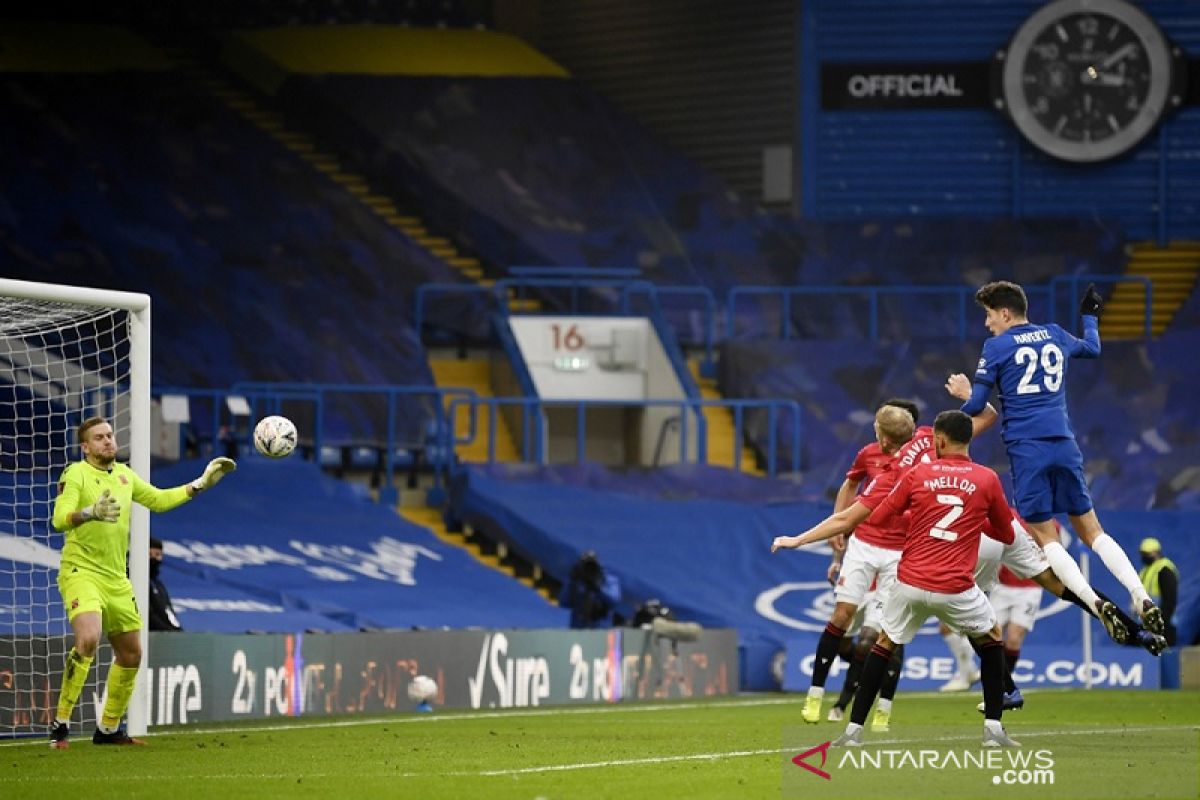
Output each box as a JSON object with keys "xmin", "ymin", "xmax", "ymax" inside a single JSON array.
[
  {"xmin": 443, "ymin": 395, "xmax": 802, "ymax": 476},
  {"xmin": 727, "ymin": 284, "xmax": 1044, "ymax": 341},
  {"xmin": 154, "ymin": 383, "xmax": 479, "ymax": 504},
  {"xmin": 152, "ymin": 384, "xmax": 802, "ymax": 498},
  {"xmin": 414, "ymin": 272, "xmax": 720, "ymax": 371},
  {"xmin": 418, "ymin": 275, "xmax": 1155, "ymax": 353},
  {"xmin": 725, "ymin": 279, "xmax": 1155, "ymax": 342}
]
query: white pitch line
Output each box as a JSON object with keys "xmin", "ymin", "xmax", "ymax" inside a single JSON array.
[
  {"xmin": 0, "ymin": 688, "xmax": 1090, "ymax": 748},
  {"xmin": 0, "ymin": 690, "xmax": 1187, "ymax": 753},
  {"xmin": 1, "ymin": 725, "xmax": 1195, "ymax": 784},
  {"xmin": 0, "ymin": 696, "xmax": 798, "ymax": 747}
]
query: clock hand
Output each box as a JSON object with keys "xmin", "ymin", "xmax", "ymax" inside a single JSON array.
[
  {"xmin": 1100, "ymin": 42, "xmax": 1138, "ymax": 69},
  {"xmin": 1081, "ymin": 67, "xmax": 1126, "ymax": 88}
]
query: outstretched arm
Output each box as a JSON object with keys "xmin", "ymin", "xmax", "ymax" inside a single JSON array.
[
  {"xmin": 131, "ymin": 458, "xmax": 236, "ymax": 512},
  {"xmin": 827, "ymin": 476, "xmax": 861, "ymax": 569},
  {"xmin": 772, "ymin": 502, "xmax": 871, "ymax": 553}
]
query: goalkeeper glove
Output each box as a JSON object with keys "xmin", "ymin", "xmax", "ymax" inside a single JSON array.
[
  {"xmin": 80, "ymin": 489, "xmax": 121, "ymax": 523},
  {"xmin": 190, "ymin": 457, "xmax": 236, "ymax": 493},
  {"xmin": 1079, "ymin": 283, "xmax": 1104, "ymax": 318}
]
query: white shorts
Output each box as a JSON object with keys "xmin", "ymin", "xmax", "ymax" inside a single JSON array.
[
  {"xmin": 844, "ymin": 589, "xmax": 883, "ymax": 638},
  {"xmin": 974, "ymin": 531, "xmax": 1049, "ymax": 594},
  {"xmin": 989, "ymin": 584, "xmax": 1043, "ymax": 631},
  {"xmin": 836, "ymin": 536, "xmax": 901, "ymax": 608},
  {"xmin": 882, "ymin": 580, "xmax": 998, "ymax": 645}
]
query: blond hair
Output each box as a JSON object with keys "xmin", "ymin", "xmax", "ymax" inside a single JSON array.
[{"xmin": 875, "ymin": 405, "xmax": 915, "ymax": 452}]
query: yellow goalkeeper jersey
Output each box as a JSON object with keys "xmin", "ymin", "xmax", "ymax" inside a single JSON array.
[{"xmin": 52, "ymin": 460, "xmax": 190, "ymax": 581}]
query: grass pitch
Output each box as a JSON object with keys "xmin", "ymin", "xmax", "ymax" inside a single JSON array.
[{"xmin": 2, "ymin": 690, "xmax": 1197, "ymax": 799}]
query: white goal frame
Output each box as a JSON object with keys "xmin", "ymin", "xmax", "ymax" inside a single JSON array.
[{"xmin": 0, "ymin": 278, "xmax": 151, "ymax": 736}]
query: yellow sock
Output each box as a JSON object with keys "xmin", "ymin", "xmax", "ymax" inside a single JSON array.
[
  {"xmin": 55, "ymin": 648, "xmax": 93, "ymax": 722},
  {"xmin": 99, "ymin": 662, "xmax": 139, "ymax": 732}
]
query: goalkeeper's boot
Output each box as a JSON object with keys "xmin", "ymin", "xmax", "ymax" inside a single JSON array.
[
  {"xmin": 870, "ymin": 706, "xmax": 891, "ymax": 733},
  {"xmin": 1139, "ymin": 600, "xmax": 1166, "ymax": 636},
  {"xmin": 49, "ymin": 722, "xmax": 69, "ymax": 750},
  {"xmin": 982, "ymin": 723, "xmax": 1022, "ymax": 748},
  {"xmin": 830, "ymin": 727, "xmax": 864, "ymax": 748},
  {"xmin": 1098, "ymin": 600, "xmax": 1129, "ymax": 645},
  {"xmin": 976, "ymin": 688, "xmax": 1025, "ymax": 714},
  {"xmin": 800, "ymin": 693, "xmax": 822, "ymax": 724},
  {"xmin": 93, "ymin": 726, "xmax": 146, "ymax": 746},
  {"xmin": 1136, "ymin": 629, "xmax": 1168, "ymax": 657},
  {"xmin": 827, "ymin": 705, "xmax": 845, "ymax": 722}
]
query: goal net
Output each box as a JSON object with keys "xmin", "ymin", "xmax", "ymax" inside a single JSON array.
[{"xmin": 0, "ymin": 279, "xmax": 151, "ymax": 738}]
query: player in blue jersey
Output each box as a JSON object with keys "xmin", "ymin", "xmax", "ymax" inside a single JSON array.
[{"xmin": 952, "ymin": 281, "xmax": 1164, "ymax": 638}]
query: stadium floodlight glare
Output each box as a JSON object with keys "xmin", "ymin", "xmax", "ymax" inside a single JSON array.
[{"xmin": 0, "ymin": 278, "xmax": 151, "ymax": 738}]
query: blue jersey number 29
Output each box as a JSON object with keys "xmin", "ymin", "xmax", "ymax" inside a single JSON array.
[{"xmin": 1014, "ymin": 343, "xmax": 1064, "ymax": 395}]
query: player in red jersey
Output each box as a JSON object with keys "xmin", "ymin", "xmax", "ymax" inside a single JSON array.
[
  {"xmin": 826, "ymin": 399, "xmax": 923, "ymax": 726},
  {"xmin": 782, "ymin": 405, "xmax": 922, "ymax": 725},
  {"xmin": 774, "ymin": 410, "xmax": 1022, "ymax": 748}
]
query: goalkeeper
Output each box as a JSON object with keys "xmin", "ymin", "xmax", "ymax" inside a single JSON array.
[{"xmin": 48, "ymin": 417, "xmax": 235, "ymax": 748}]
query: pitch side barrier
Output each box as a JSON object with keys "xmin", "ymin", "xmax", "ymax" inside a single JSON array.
[{"xmin": 0, "ymin": 627, "xmax": 738, "ymax": 731}]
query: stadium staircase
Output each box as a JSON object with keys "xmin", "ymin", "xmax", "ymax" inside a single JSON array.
[
  {"xmin": 398, "ymin": 506, "xmax": 556, "ymax": 603},
  {"xmin": 688, "ymin": 358, "xmax": 760, "ymax": 473},
  {"xmin": 1102, "ymin": 241, "xmax": 1200, "ymax": 339},
  {"xmin": 157, "ymin": 46, "xmax": 492, "ymax": 290},
  {"xmin": 169, "ymin": 32, "xmax": 545, "ymax": 318},
  {"xmin": 429, "ymin": 357, "xmax": 522, "ymax": 463}
]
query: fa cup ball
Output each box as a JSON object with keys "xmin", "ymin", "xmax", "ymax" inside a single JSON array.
[{"xmin": 253, "ymin": 415, "xmax": 297, "ymax": 459}]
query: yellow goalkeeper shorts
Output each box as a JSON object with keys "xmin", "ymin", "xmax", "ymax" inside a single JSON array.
[{"xmin": 57, "ymin": 568, "xmax": 143, "ymax": 636}]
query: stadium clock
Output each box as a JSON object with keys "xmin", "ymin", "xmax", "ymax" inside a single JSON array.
[{"xmin": 992, "ymin": 0, "xmax": 1187, "ymax": 163}]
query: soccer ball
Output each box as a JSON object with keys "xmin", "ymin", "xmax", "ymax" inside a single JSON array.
[
  {"xmin": 407, "ymin": 674, "xmax": 438, "ymax": 704},
  {"xmin": 253, "ymin": 415, "xmax": 297, "ymax": 459}
]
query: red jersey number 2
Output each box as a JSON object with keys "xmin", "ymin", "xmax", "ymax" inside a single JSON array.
[{"xmin": 929, "ymin": 494, "xmax": 964, "ymax": 541}]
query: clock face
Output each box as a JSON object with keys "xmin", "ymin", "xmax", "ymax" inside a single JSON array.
[{"xmin": 999, "ymin": 0, "xmax": 1177, "ymax": 162}]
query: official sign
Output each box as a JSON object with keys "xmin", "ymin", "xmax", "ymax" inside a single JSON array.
[{"xmin": 821, "ymin": 62, "xmax": 992, "ymax": 110}]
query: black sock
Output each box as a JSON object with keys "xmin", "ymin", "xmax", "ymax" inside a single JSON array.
[
  {"xmin": 879, "ymin": 644, "xmax": 904, "ymax": 701},
  {"xmin": 970, "ymin": 637, "xmax": 1015, "ymax": 693},
  {"xmin": 1059, "ymin": 586, "xmax": 1099, "ymax": 618},
  {"xmin": 811, "ymin": 623, "xmax": 846, "ymax": 689},
  {"xmin": 978, "ymin": 639, "xmax": 1006, "ymax": 721},
  {"xmin": 848, "ymin": 643, "xmax": 891, "ymax": 726},
  {"xmin": 835, "ymin": 650, "xmax": 867, "ymax": 709},
  {"xmin": 1004, "ymin": 648, "xmax": 1020, "ymax": 690}
]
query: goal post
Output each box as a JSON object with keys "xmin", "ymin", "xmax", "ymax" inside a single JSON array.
[{"xmin": 0, "ymin": 278, "xmax": 151, "ymax": 737}]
